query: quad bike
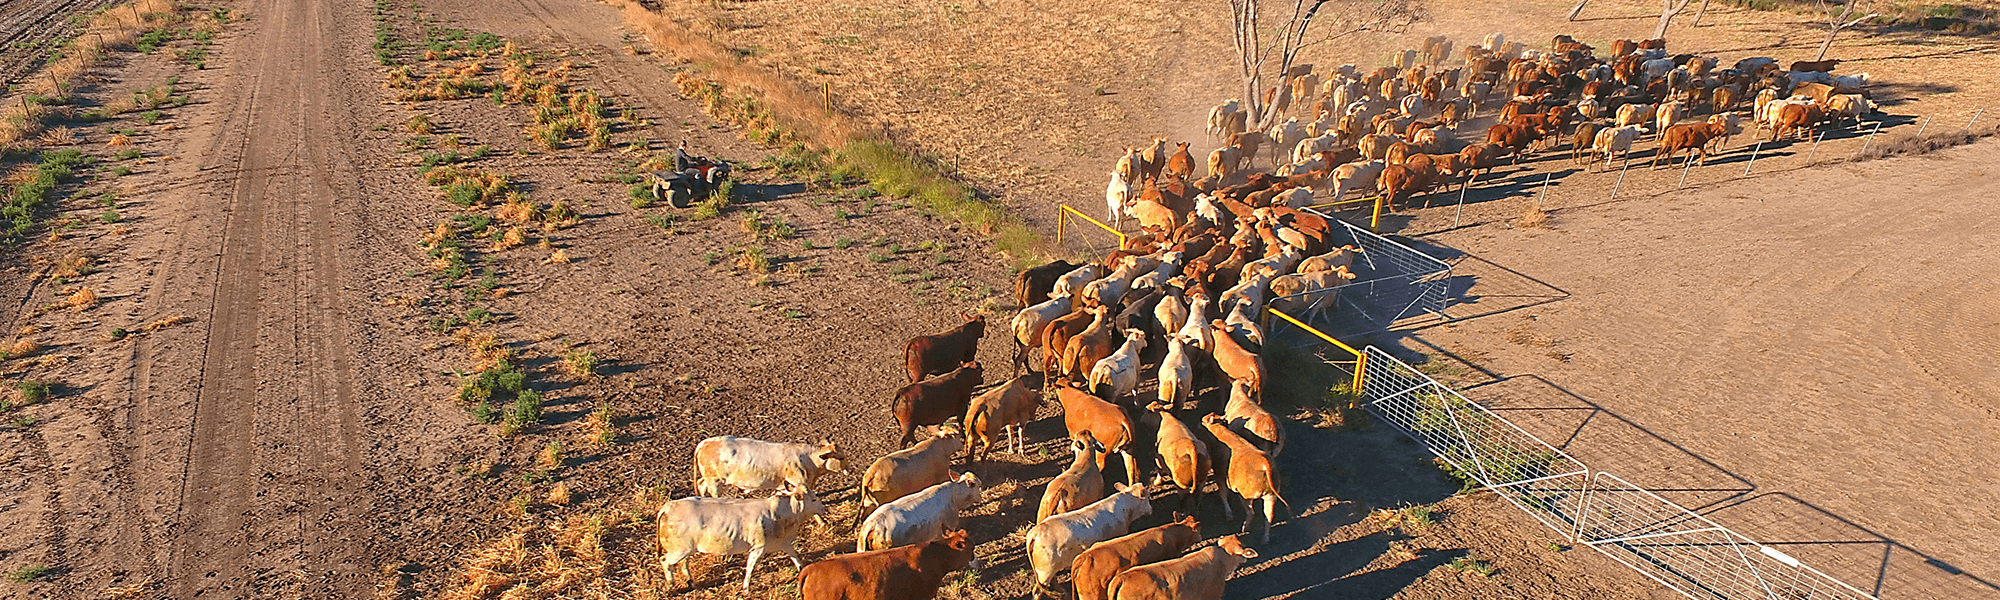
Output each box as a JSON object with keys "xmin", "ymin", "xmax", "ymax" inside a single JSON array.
[{"xmin": 648, "ymin": 144, "xmax": 732, "ymax": 208}]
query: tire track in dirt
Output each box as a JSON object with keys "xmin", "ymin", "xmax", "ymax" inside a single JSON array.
[
  {"xmin": 20, "ymin": 428, "xmax": 68, "ymax": 575},
  {"xmin": 151, "ymin": 0, "xmax": 369, "ymax": 595}
]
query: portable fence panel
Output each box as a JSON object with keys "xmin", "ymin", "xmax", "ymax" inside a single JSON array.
[
  {"xmin": 1580, "ymin": 473, "xmax": 1879, "ymax": 600},
  {"xmin": 1275, "ymin": 211, "xmax": 1452, "ymax": 337},
  {"xmin": 1358, "ymin": 347, "xmax": 1593, "ymax": 539}
]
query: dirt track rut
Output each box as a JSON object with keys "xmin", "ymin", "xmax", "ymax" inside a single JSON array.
[{"xmin": 156, "ymin": 0, "xmax": 372, "ymax": 595}]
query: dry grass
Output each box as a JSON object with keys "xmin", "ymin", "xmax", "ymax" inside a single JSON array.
[
  {"xmin": 440, "ymin": 515, "xmax": 618, "ymax": 600},
  {"xmin": 546, "ymin": 482, "xmax": 572, "ymax": 506},
  {"xmin": 107, "ymin": 134, "xmax": 133, "ymax": 146},
  {"xmin": 1514, "ymin": 200, "xmax": 1551, "ymax": 229},
  {"xmin": 618, "ymin": 2, "xmax": 1041, "ymax": 263},
  {"xmin": 6, "ymin": 338, "xmax": 41, "ymax": 359},
  {"xmin": 497, "ymin": 198, "xmax": 539, "ymax": 222},
  {"xmin": 0, "ymin": 0, "xmax": 181, "ymax": 151},
  {"xmin": 1847, "ymin": 122, "xmax": 2000, "ymax": 162},
  {"xmin": 141, "ymin": 315, "xmax": 194, "ymax": 332},
  {"xmin": 544, "ymin": 248, "xmax": 571, "ymax": 264},
  {"xmin": 66, "ymin": 287, "xmax": 99, "ymax": 311},
  {"xmin": 490, "ymin": 226, "xmax": 529, "ymax": 251}
]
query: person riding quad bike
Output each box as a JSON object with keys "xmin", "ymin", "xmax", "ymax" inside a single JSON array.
[{"xmin": 650, "ymin": 142, "xmax": 732, "ymax": 208}]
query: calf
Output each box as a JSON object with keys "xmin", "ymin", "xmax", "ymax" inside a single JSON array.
[
  {"xmin": 800, "ymin": 530, "xmax": 975, "ymax": 600},
  {"xmin": 965, "ymin": 376, "xmax": 1043, "ymax": 461},
  {"xmin": 1088, "ymin": 329, "xmax": 1149, "ymax": 404},
  {"xmin": 1027, "ymin": 484, "xmax": 1154, "ymax": 600},
  {"xmin": 657, "ymin": 489, "xmax": 826, "ymax": 590},
  {"xmin": 693, "ymin": 436, "xmax": 847, "ymax": 496},
  {"xmin": 1072, "ymin": 516, "xmax": 1203, "ymax": 600},
  {"xmin": 1053, "ymin": 263, "xmax": 1107, "ymax": 299},
  {"xmin": 1058, "ymin": 382, "xmax": 1143, "ymax": 483},
  {"xmin": 904, "ymin": 314, "xmax": 986, "ymax": 383},
  {"xmin": 857, "ymin": 472, "xmax": 984, "ymax": 551},
  {"xmin": 1148, "ymin": 402, "xmax": 1211, "ymax": 514},
  {"xmin": 893, "ymin": 362, "xmax": 985, "ymax": 447},
  {"xmin": 860, "ymin": 428, "xmax": 967, "ymax": 513},
  {"xmin": 1039, "ymin": 435, "xmax": 1107, "ymax": 522},
  {"xmin": 1203, "ymin": 415, "xmax": 1291, "ymax": 543},
  {"xmin": 1104, "ymin": 534, "xmax": 1260, "ymax": 600}
]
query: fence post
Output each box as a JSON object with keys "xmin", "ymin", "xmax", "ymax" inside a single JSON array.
[
  {"xmin": 1370, "ymin": 196, "xmax": 1383, "ymax": 232},
  {"xmin": 822, "ymin": 82, "xmax": 831, "ymax": 113},
  {"xmin": 1967, "ymin": 109, "xmax": 1985, "ymax": 132},
  {"xmin": 1742, "ymin": 141, "xmax": 1763, "ymax": 176},
  {"xmin": 1805, "ymin": 129, "xmax": 1827, "ymax": 162},
  {"xmin": 1677, "ymin": 153, "xmax": 1693, "ymax": 189},
  {"xmin": 1915, "ymin": 115, "xmax": 1932, "ymax": 138},
  {"xmin": 1609, "ymin": 160, "xmax": 1630, "ymax": 200},
  {"xmin": 1055, "ymin": 207, "xmax": 1065, "ymax": 247},
  {"xmin": 1856, "ymin": 121, "xmax": 1883, "ymax": 157},
  {"xmin": 1451, "ymin": 175, "xmax": 1473, "ymax": 229}
]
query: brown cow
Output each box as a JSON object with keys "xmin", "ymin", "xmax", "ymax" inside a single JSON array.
[
  {"xmin": 1164, "ymin": 142, "xmax": 1194, "ymax": 179},
  {"xmin": 799, "ymin": 529, "xmax": 975, "ymax": 600},
  {"xmin": 1773, "ymin": 102, "xmax": 1825, "ymax": 142},
  {"xmin": 1485, "ymin": 123, "xmax": 1536, "ymax": 161},
  {"xmin": 1203, "ymin": 414, "xmax": 1291, "ymax": 543},
  {"xmin": 1062, "ymin": 306, "xmax": 1116, "ymax": 380},
  {"xmin": 1208, "ymin": 319, "xmax": 1262, "ymax": 397},
  {"xmin": 1104, "ymin": 534, "xmax": 1260, "ymax": 600},
  {"xmin": 903, "ymin": 314, "xmax": 986, "ymax": 383},
  {"xmin": 1139, "ymin": 137, "xmax": 1169, "ymax": 182},
  {"xmin": 1654, "ymin": 122, "xmax": 1729, "ymax": 168},
  {"xmin": 965, "ymin": 376, "xmax": 1043, "ymax": 461},
  {"xmin": 1041, "ymin": 307, "xmax": 1098, "ymax": 381},
  {"xmin": 1375, "ymin": 163, "xmax": 1436, "ymax": 211},
  {"xmin": 1072, "ymin": 516, "xmax": 1203, "ymax": 600},
  {"xmin": 1058, "ymin": 381, "xmax": 1142, "ymax": 482},
  {"xmin": 1789, "ymin": 59, "xmax": 1841, "ymax": 73},
  {"xmin": 892, "ymin": 362, "xmax": 983, "ymax": 447}
]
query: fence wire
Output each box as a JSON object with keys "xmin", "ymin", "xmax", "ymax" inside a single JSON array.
[
  {"xmin": 1272, "ymin": 214, "xmax": 1452, "ymax": 337},
  {"xmin": 1355, "ymin": 347, "xmax": 1878, "ymax": 600}
]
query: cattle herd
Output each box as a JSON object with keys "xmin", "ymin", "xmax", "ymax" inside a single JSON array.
[
  {"xmin": 647, "ymin": 30, "xmax": 1879, "ymax": 600},
  {"xmin": 1106, "ymin": 32, "xmax": 1878, "ymax": 230}
]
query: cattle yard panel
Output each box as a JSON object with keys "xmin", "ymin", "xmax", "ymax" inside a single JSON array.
[
  {"xmin": 1579, "ymin": 473, "xmax": 1880, "ymax": 600},
  {"xmin": 1271, "ymin": 214, "xmax": 1453, "ymax": 338},
  {"xmin": 1360, "ymin": 347, "xmax": 1595, "ymax": 538},
  {"xmin": 1054, "ymin": 203, "xmax": 1126, "ymax": 258},
  {"xmin": 1351, "ymin": 346, "xmax": 1879, "ymax": 600}
]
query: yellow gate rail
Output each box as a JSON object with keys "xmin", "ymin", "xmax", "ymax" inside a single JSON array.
[
  {"xmin": 1305, "ymin": 194, "xmax": 1388, "ymax": 232},
  {"xmin": 1267, "ymin": 307, "xmax": 1366, "ymax": 398},
  {"xmin": 1056, "ymin": 203, "xmax": 1127, "ymax": 248}
]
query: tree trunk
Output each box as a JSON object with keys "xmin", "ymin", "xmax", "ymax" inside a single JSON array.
[
  {"xmin": 1567, "ymin": 0, "xmax": 1591, "ymax": 20},
  {"xmin": 1653, "ymin": 0, "xmax": 1693, "ymax": 38},
  {"xmin": 1815, "ymin": 26, "xmax": 1840, "ymax": 60},
  {"xmin": 1691, "ymin": 0, "xmax": 1713, "ymax": 26}
]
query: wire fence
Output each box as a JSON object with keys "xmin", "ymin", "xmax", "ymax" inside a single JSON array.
[{"xmin": 1330, "ymin": 341, "xmax": 1882, "ymax": 600}]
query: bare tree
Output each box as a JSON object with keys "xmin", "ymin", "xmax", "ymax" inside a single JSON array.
[
  {"xmin": 1814, "ymin": 0, "xmax": 1879, "ymax": 59},
  {"xmin": 1231, "ymin": 0, "xmax": 1427, "ymax": 130},
  {"xmin": 1651, "ymin": 0, "xmax": 1699, "ymax": 38}
]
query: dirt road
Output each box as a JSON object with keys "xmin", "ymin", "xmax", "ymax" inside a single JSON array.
[{"xmin": 0, "ymin": 0, "xmax": 460, "ymax": 595}]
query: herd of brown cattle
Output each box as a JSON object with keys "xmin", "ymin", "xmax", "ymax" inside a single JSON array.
[
  {"xmin": 1110, "ymin": 32, "xmax": 1877, "ymax": 231},
  {"xmin": 646, "ymin": 29, "xmax": 1884, "ymax": 600}
]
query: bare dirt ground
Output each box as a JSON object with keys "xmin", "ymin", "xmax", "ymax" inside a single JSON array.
[{"xmin": 1398, "ymin": 139, "xmax": 2000, "ymax": 599}]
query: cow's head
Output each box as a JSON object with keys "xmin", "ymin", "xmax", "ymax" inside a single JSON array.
[{"xmin": 812, "ymin": 442, "xmax": 847, "ymax": 474}]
